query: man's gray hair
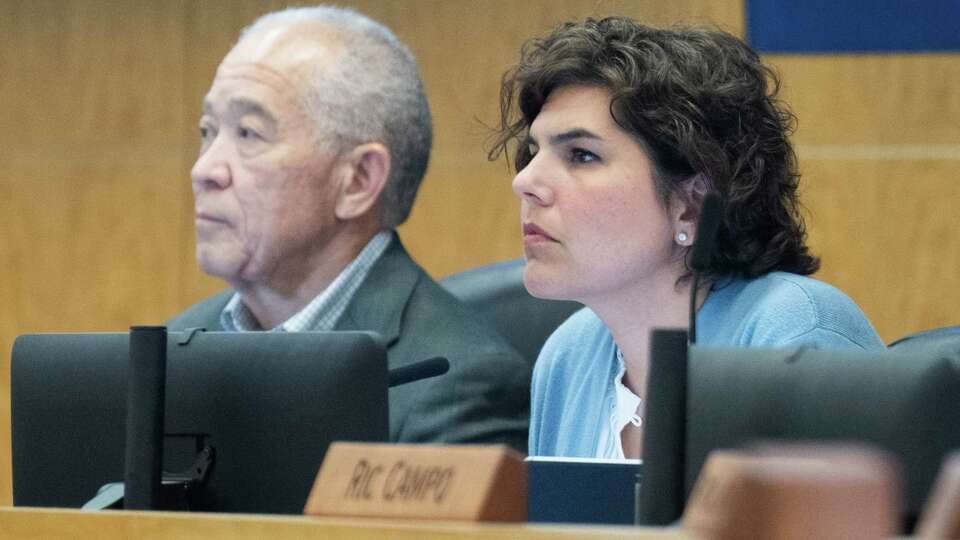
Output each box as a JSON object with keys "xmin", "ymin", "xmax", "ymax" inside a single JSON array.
[{"xmin": 240, "ymin": 6, "xmax": 432, "ymax": 228}]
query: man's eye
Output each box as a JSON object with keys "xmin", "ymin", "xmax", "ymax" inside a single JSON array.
[
  {"xmin": 238, "ymin": 127, "xmax": 257, "ymax": 140},
  {"xmin": 198, "ymin": 125, "xmax": 217, "ymax": 150},
  {"xmin": 571, "ymin": 148, "xmax": 599, "ymax": 164}
]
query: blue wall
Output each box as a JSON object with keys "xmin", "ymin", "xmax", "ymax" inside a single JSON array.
[{"xmin": 747, "ymin": 0, "xmax": 960, "ymax": 53}]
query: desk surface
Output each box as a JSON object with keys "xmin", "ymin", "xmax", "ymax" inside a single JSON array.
[{"xmin": 0, "ymin": 507, "xmax": 687, "ymax": 540}]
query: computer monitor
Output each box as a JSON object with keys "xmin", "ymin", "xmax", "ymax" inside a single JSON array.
[
  {"xmin": 684, "ymin": 345, "xmax": 960, "ymax": 530},
  {"xmin": 11, "ymin": 330, "xmax": 389, "ymax": 513}
]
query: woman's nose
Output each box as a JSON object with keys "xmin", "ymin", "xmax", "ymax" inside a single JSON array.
[{"xmin": 512, "ymin": 153, "xmax": 553, "ymax": 207}]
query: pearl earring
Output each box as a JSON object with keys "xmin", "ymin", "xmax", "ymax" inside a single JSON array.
[{"xmin": 676, "ymin": 231, "xmax": 689, "ymax": 244}]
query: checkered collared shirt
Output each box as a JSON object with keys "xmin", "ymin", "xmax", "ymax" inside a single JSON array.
[{"xmin": 219, "ymin": 231, "xmax": 392, "ymax": 332}]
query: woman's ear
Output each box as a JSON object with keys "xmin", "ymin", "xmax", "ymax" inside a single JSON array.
[
  {"xmin": 672, "ymin": 173, "xmax": 710, "ymax": 246},
  {"xmin": 334, "ymin": 143, "xmax": 391, "ymax": 222}
]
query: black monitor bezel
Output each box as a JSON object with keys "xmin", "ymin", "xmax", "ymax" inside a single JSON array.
[{"xmin": 11, "ymin": 330, "xmax": 389, "ymax": 513}]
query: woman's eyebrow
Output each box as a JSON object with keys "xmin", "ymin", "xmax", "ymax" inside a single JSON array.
[
  {"xmin": 549, "ymin": 128, "xmax": 602, "ymax": 145},
  {"xmin": 524, "ymin": 127, "xmax": 603, "ymax": 148}
]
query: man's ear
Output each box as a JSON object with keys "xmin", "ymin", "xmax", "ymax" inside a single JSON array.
[
  {"xmin": 672, "ymin": 173, "xmax": 710, "ymax": 244},
  {"xmin": 334, "ymin": 143, "xmax": 391, "ymax": 221}
]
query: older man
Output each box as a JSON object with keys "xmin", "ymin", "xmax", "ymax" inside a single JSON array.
[{"xmin": 168, "ymin": 6, "xmax": 529, "ymax": 451}]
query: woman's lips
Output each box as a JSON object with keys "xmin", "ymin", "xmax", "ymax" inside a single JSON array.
[{"xmin": 523, "ymin": 222, "xmax": 557, "ymax": 243}]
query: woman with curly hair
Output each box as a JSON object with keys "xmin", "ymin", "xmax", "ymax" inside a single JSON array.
[{"xmin": 490, "ymin": 17, "xmax": 884, "ymax": 459}]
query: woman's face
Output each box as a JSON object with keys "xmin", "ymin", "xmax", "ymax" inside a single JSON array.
[{"xmin": 513, "ymin": 85, "xmax": 687, "ymax": 305}]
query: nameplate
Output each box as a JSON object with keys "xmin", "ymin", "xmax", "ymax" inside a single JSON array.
[
  {"xmin": 303, "ymin": 442, "xmax": 526, "ymax": 522},
  {"xmin": 917, "ymin": 451, "xmax": 960, "ymax": 538},
  {"xmin": 683, "ymin": 444, "xmax": 898, "ymax": 540}
]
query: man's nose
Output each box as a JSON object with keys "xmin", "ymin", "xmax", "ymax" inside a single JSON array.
[{"xmin": 191, "ymin": 137, "xmax": 232, "ymax": 192}]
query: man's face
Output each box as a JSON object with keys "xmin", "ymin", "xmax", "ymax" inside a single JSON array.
[{"xmin": 191, "ymin": 28, "xmax": 344, "ymax": 290}]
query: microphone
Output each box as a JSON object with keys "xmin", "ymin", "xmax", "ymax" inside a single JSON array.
[
  {"xmin": 688, "ymin": 192, "xmax": 724, "ymax": 344},
  {"xmin": 388, "ymin": 357, "xmax": 449, "ymax": 387}
]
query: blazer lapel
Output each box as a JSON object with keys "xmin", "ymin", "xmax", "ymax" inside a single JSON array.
[
  {"xmin": 334, "ymin": 233, "xmax": 421, "ymax": 348},
  {"xmin": 165, "ymin": 290, "xmax": 232, "ymax": 331}
]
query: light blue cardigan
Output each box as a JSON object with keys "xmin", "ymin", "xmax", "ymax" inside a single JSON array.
[{"xmin": 528, "ymin": 272, "xmax": 886, "ymax": 457}]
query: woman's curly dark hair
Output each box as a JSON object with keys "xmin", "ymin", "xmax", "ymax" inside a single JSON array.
[{"xmin": 489, "ymin": 16, "xmax": 819, "ymax": 280}]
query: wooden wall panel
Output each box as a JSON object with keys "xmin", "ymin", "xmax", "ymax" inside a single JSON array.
[
  {"xmin": 801, "ymin": 159, "xmax": 960, "ymax": 340},
  {"xmin": 767, "ymin": 54, "xmax": 960, "ymax": 341},
  {"xmin": 770, "ymin": 55, "xmax": 960, "ymax": 145},
  {"xmin": 0, "ymin": 1, "xmax": 188, "ymax": 506}
]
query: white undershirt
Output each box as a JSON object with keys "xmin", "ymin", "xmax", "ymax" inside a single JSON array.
[{"xmin": 594, "ymin": 349, "xmax": 643, "ymax": 459}]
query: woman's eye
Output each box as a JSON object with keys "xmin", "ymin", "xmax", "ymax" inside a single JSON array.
[
  {"xmin": 571, "ymin": 148, "xmax": 599, "ymax": 164},
  {"xmin": 515, "ymin": 143, "xmax": 538, "ymax": 171}
]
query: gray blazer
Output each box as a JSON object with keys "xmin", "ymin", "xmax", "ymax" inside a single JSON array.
[{"xmin": 166, "ymin": 234, "xmax": 530, "ymax": 452}]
